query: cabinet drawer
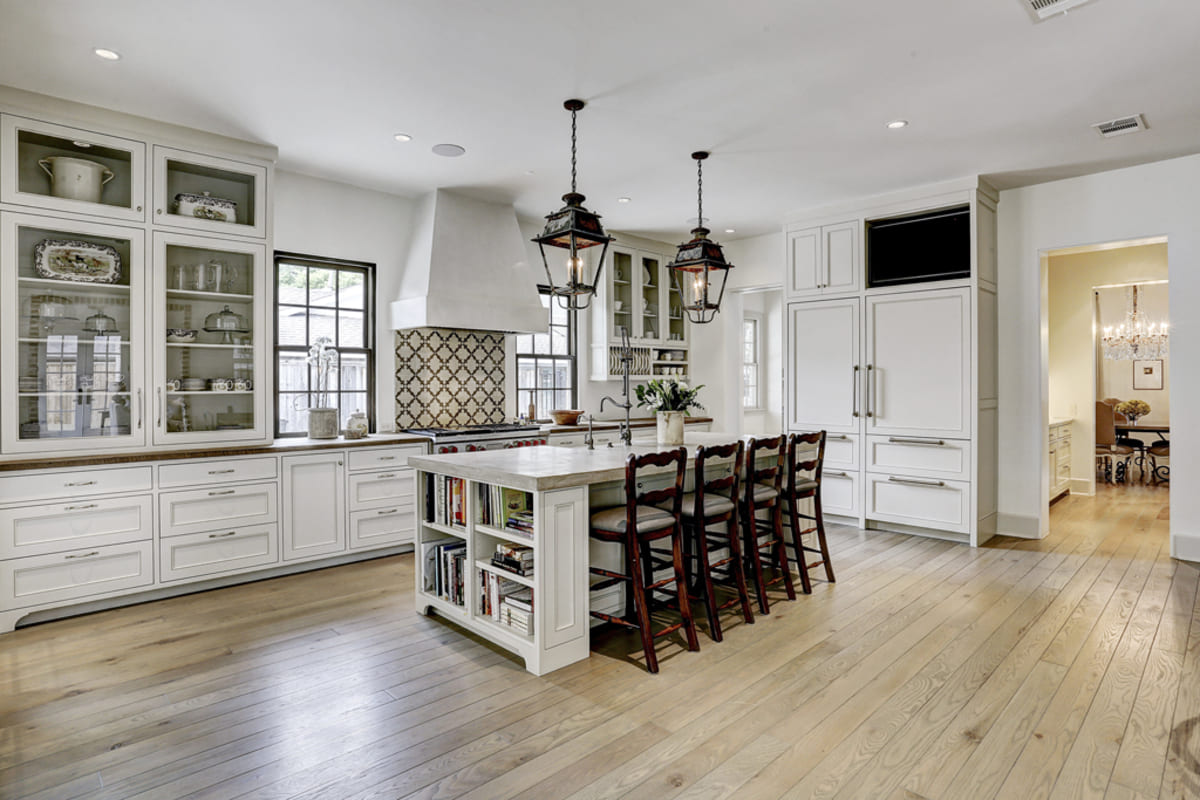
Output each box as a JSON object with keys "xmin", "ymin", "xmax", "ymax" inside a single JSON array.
[
  {"xmin": 159, "ymin": 524, "xmax": 278, "ymax": 583},
  {"xmin": 0, "ymin": 466, "xmax": 152, "ymax": 505},
  {"xmin": 551, "ymin": 434, "xmax": 584, "ymax": 447},
  {"xmin": 821, "ymin": 469, "xmax": 860, "ymax": 518},
  {"xmin": 0, "ymin": 495, "xmax": 153, "ymax": 560},
  {"xmin": 1056, "ymin": 444, "xmax": 1071, "ymax": 467},
  {"xmin": 866, "ymin": 435, "xmax": 970, "ymax": 481},
  {"xmin": 1, "ymin": 541, "xmax": 154, "ymax": 610},
  {"xmin": 348, "ymin": 469, "xmax": 415, "ymax": 511},
  {"xmin": 158, "ymin": 457, "xmax": 277, "ymax": 489},
  {"xmin": 866, "ymin": 474, "xmax": 970, "ymax": 534},
  {"xmin": 350, "ymin": 506, "xmax": 415, "ymax": 549},
  {"xmin": 160, "ymin": 482, "xmax": 277, "ymax": 537},
  {"xmin": 347, "ymin": 445, "xmax": 425, "ymax": 471},
  {"xmin": 822, "ymin": 433, "xmax": 859, "ymax": 471}
]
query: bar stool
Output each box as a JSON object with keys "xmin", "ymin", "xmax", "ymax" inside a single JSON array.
[
  {"xmin": 588, "ymin": 448, "xmax": 699, "ymax": 673},
  {"xmin": 739, "ymin": 435, "xmax": 796, "ymax": 615},
  {"xmin": 782, "ymin": 432, "xmax": 835, "ymax": 594},
  {"xmin": 673, "ymin": 441, "xmax": 754, "ymax": 642}
]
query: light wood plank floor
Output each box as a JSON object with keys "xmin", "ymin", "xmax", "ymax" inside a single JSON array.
[{"xmin": 2, "ymin": 482, "xmax": 1193, "ymax": 799}]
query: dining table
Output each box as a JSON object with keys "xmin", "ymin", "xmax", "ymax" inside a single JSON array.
[{"xmin": 1114, "ymin": 422, "xmax": 1169, "ymax": 443}]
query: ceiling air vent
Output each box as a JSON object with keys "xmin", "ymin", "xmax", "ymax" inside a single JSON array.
[
  {"xmin": 1092, "ymin": 114, "xmax": 1148, "ymax": 138},
  {"xmin": 1023, "ymin": 0, "xmax": 1095, "ymax": 22}
]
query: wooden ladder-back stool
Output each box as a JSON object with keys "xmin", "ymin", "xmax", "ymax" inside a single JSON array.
[
  {"xmin": 783, "ymin": 431, "xmax": 836, "ymax": 594},
  {"xmin": 588, "ymin": 448, "xmax": 700, "ymax": 673},
  {"xmin": 671, "ymin": 441, "xmax": 755, "ymax": 642},
  {"xmin": 739, "ymin": 435, "xmax": 796, "ymax": 615}
]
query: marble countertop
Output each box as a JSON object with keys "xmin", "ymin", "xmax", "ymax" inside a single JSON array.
[
  {"xmin": 407, "ymin": 431, "xmax": 750, "ymax": 492},
  {"xmin": 538, "ymin": 416, "xmax": 713, "ymax": 434}
]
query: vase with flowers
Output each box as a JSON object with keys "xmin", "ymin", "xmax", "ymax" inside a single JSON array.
[
  {"xmin": 1115, "ymin": 399, "xmax": 1150, "ymax": 426},
  {"xmin": 635, "ymin": 377, "xmax": 705, "ymax": 445},
  {"xmin": 306, "ymin": 336, "xmax": 339, "ymax": 439}
]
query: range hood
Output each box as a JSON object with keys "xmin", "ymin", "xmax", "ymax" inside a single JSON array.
[{"xmin": 390, "ymin": 189, "xmax": 548, "ymax": 334}]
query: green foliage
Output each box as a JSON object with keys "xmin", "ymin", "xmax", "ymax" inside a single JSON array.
[{"xmin": 634, "ymin": 378, "xmax": 705, "ymax": 414}]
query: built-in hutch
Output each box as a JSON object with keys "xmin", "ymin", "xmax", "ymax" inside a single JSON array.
[
  {"xmin": 784, "ymin": 177, "xmax": 999, "ymax": 546},
  {"xmin": 590, "ymin": 243, "xmax": 690, "ymax": 382}
]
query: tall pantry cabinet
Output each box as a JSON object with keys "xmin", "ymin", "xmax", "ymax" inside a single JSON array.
[{"xmin": 785, "ymin": 178, "xmax": 998, "ymax": 546}]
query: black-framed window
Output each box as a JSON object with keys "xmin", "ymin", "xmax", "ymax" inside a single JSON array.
[
  {"xmin": 515, "ymin": 291, "xmax": 576, "ymax": 420},
  {"xmin": 274, "ymin": 252, "xmax": 375, "ymax": 437}
]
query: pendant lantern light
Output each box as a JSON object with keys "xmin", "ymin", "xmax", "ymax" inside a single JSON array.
[
  {"xmin": 668, "ymin": 151, "xmax": 733, "ymax": 324},
  {"xmin": 532, "ymin": 99, "xmax": 613, "ymax": 311}
]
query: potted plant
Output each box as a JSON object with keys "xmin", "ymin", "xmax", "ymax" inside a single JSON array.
[
  {"xmin": 306, "ymin": 336, "xmax": 339, "ymax": 439},
  {"xmin": 635, "ymin": 377, "xmax": 705, "ymax": 445},
  {"xmin": 1115, "ymin": 399, "xmax": 1150, "ymax": 426}
]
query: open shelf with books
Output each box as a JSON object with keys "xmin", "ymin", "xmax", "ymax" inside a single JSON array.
[{"xmin": 413, "ymin": 468, "xmax": 589, "ymax": 675}]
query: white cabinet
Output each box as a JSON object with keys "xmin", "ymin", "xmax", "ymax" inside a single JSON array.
[
  {"xmin": 282, "ymin": 452, "xmax": 346, "ymax": 560},
  {"xmin": 786, "ymin": 298, "xmax": 861, "ymax": 434},
  {"xmin": 1, "ymin": 541, "xmax": 154, "ymax": 611},
  {"xmin": 785, "ymin": 220, "xmax": 859, "ymax": 299},
  {"xmin": 865, "ymin": 288, "xmax": 971, "ymax": 439},
  {"xmin": 865, "ymin": 473, "xmax": 971, "ymax": 534},
  {"xmin": 1049, "ymin": 421, "xmax": 1072, "ymax": 500},
  {"xmin": 152, "ymin": 146, "xmax": 268, "ymax": 239},
  {"xmin": 0, "ymin": 494, "xmax": 153, "ymax": 559},
  {"xmin": 1, "ymin": 114, "xmax": 147, "ymax": 223},
  {"xmin": 159, "ymin": 523, "xmax": 278, "ymax": 582},
  {"xmin": 159, "ymin": 481, "xmax": 277, "ymax": 537}
]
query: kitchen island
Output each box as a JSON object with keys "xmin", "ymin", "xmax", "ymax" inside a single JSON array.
[{"xmin": 407, "ymin": 432, "xmax": 758, "ymax": 675}]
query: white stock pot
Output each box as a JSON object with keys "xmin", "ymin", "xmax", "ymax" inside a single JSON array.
[{"xmin": 38, "ymin": 156, "xmax": 115, "ymax": 203}]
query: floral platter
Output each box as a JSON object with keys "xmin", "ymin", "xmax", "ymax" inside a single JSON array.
[{"xmin": 34, "ymin": 239, "xmax": 121, "ymax": 283}]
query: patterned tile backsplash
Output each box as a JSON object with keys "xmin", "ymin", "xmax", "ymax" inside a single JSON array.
[{"xmin": 394, "ymin": 327, "xmax": 506, "ymax": 428}]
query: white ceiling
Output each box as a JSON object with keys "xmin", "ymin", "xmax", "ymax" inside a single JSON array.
[{"xmin": 1, "ymin": 0, "xmax": 1198, "ymax": 241}]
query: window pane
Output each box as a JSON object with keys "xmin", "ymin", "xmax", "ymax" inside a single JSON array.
[
  {"xmin": 308, "ymin": 268, "xmax": 337, "ymax": 307},
  {"xmin": 338, "ymin": 271, "xmax": 365, "ymax": 309},
  {"xmin": 338, "ymin": 310, "xmax": 365, "ymax": 348},
  {"xmin": 533, "ymin": 334, "xmax": 550, "ymax": 355},
  {"xmin": 278, "ymin": 264, "xmax": 307, "ymax": 297},
  {"xmin": 278, "ymin": 352, "xmax": 309, "ymax": 392},
  {"xmin": 309, "ymin": 309, "xmax": 336, "ymax": 344},
  {"xmin": 279, "ymin": 392, "xmax": 310, "ymax": 433},
  {"xmin": 278, "ymin": 306, "xmax": 308, "ymax": 346},
  {"xmin": 549, "ymin": 298, "xmax": 567, "ymax": 325},
  {"xmin": 515, "ymin": 334, "xmax": 532, "ymax": 353},
  {"xmin": 340, "ymin": 353, "xmax": 368, "ymax": 391},
  {"xmin": 340, "ymin": 394, "xmax": 368, "ymax": 427},
  {"xmin": 517, "ymin": 359, "xmax": 535, "ymax": 387},
  {"xmin": 537, "ymin": 390, "xmax": 554, "ymax": 418},
  {"xmin": 555, "ymin": 389, "xmax": 571, "ymax": 410},
  {"xmin": 551, "ymin": 325, "xmax": 568, "ymax": 356},
  {"xmin": 536, "ymin": 364, "xmax": 555, "ymax": 389}
]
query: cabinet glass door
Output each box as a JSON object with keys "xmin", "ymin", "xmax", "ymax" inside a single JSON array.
[
  {"xmin": 609, "ymin": 249, "xmax": 634, "ymax": 341},
  {"xmin": 153, "ymin": 232, "xmax": 266, "ymax": 444},
  {"xmin": 1, "ymin": 212, "xmax": 146, "ymax": 452},
  {"xmin": 639, "ymin": 253, "xmax": 662, "ymax": 342},
  {"xmin": 152, "ymin": 146, "xmax": 268, "ymax": 238},
  {"xmin": 0, "ymin": 114, "xmax": 147, "ymax": 223},
  {"xmin": 665, "ymin": 264, "xmax": 687, "ymax": 345}
]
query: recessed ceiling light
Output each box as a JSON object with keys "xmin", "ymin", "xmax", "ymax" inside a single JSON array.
[
  {"xmin": 431, "ymin": 143, "xmax": 465, "ymax": 158},
  {"xmin": 617, "ymin": 197, "xmax": 631, "ymax": 203},
  {"xmin": 393, "ymin": 133, "xmax": 412, "ymax": 143},
  {"xmin": 93, "ymin": 48, "xmax": 121, "ymax": 61},
  {"xmin": 886, "ymin": 119, "xmax": 909, "ymax": 129},
  {"xmin": 724, "ymin": 228, "xmax": 736, "ymax": 234}
]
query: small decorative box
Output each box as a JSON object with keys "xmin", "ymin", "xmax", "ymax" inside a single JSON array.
[{"xmin": 173, "ymin": 191, "xmax": 237, "ymax": 223}]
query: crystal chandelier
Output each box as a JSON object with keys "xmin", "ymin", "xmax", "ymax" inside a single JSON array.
[{"xmin": 1101, "ymin": 284, "xmax": 1168, "ymax": 360}]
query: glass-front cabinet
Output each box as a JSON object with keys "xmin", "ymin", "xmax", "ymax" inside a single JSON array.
[
  {"xmin": 152, "ymin": 232, "xmax": 267, "ymax": 445},
  {"xmin": 605, "ymin": 245, "xmax": 666, "ymax": 344},
  {"xmin": 0, "ymin": 114, "xmax": 147, "ymax": 223},
  {"xmin": 1, "ymin": 212, "xmax": 147, "ymax": 453},
  {"xmin": 152, "ymin": 146, "xmax": 267, "ymax": 239}
]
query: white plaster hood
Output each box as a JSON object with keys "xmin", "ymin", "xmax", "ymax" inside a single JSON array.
[{"xmin": 390, "ymin": 189, "xmax": 548, "ymax": 334}]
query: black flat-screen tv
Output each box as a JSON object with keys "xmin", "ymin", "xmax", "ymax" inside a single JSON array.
[{"xmin": 866, "ymin": 205, "xmax": 971, "ymax": 288}]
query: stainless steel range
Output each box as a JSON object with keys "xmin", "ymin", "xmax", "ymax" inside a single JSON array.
[{"xmin": 403, "ymin": 423, "xmax": 548, "ymax": 454}]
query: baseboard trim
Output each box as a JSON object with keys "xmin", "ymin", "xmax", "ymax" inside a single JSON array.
[{"xmin": 996, "ymin": 512, "xmax": 1043, "ymax": 539}]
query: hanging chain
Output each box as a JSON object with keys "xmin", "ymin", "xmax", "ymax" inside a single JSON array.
[
  {"xmin": 570, "ymin": 106, "xmax": 578, "ymax": 194},
  {"xmin": 696, "ymin": 156, "xmax": 704, "ymax": 226}
]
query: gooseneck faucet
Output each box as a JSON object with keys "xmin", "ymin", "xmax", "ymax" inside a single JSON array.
[{"xmin": 599, "ymin": 327, "xmax": 634, "ymax": 446}]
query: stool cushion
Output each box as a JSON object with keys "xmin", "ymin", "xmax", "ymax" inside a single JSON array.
[
  {"xmin": 750, "ymin": 483, "xmax": 779, "ymax": 504},
  {"xmin": 672, "ymin": 493, "xmax": 736, "ymax": 519},
  {"xmin": 789, "ymin": 478, "xmax": 819, "ymax": 494},
  {"xmin": 590, "ymin": 504, "xmax": 675, "ymax": 534}
]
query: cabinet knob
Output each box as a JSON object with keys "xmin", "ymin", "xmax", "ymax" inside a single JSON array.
[
  {"xmin": 136, "ymin": 205, "xmax": 142, "ymax": 212},
  {"xmin": 156, "ymin": 208, "xmax": 163, "ymax": 215}
]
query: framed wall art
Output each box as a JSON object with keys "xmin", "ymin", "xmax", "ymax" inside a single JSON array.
[{"xmin": 1133, "ymin": 359, "xmax": 1164, "ymax": 390}]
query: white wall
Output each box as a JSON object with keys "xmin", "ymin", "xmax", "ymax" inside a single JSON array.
[
  {"xmin": 1047, "ymin": 244, "xmax": 1168, "ymax": 491},
  {"xmin": 273, "ymin": 170, "xmax": 417, "ymax": 431},
  {"xmin": 997, "ymin": 154, "xmax": 1198, "ymax": 556}
]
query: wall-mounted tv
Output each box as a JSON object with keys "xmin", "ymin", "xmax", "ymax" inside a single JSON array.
[{"xmin": 866, "ymin": 205, "xmax": 970, "ymax": 288}]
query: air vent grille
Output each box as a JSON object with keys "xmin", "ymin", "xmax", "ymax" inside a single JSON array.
[
  {"xmin": 1023, "ymin": 0, "xmax": 1094, "ymax": 21},
  {"xmin": 1093, "ymin": 114, "xmax": 1148, "ymax": 138}
]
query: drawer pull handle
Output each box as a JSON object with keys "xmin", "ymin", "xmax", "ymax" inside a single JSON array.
[
  {"xmin": 65, "ymin": 551, "xmax": 100, "ymax": 560},
  {"xmin": 63, "ymin": 503, "xmax": 99, "ymax": 511},
  {"xmin": 208, "ymin": 531, "xmax": 237, "ymax": 538},
  {"xmin": 378, "ymin": 456, "xmax": 397, "ymax": 461},
  {"xmin": 376, "ymin": 508, "xmax": 399, "ymax": 516},
  {"xmin": 208, "ymin": 489, "xmax": 237, "ymax": 496},
  {"xmin": 64, "ymin": 480, "xmax": 97, "ymax": 487},
  {"xmin": 887, "ymin": 437, "xmax": 946, "ymax": 446},
  {"xmin": 827, "ymin": 471, "xmax": 849, "ymax": 478},
  {"xmin": 376, "ymin": 473, "xmax": 396, "ymax": 479},
  {"xmin": 831, "ymin": 434, "xmax": 849, "ymax": 440},
  {"xmin": 887, "ymin": 476, "xmax": 946, "ymax": 487},
  {"xmin": 208, "ymin": 469, "xmax": 236, "ymax": 475}
]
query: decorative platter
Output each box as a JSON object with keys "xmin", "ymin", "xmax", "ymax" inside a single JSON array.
[{"xmin": 34, "ymin": 239, "xmax": 121, "ymax": 283}]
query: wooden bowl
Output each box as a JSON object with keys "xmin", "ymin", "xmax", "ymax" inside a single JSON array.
[{"xmin": 549, "ymin": 409, "xmax": 585, "ymax": 426}]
